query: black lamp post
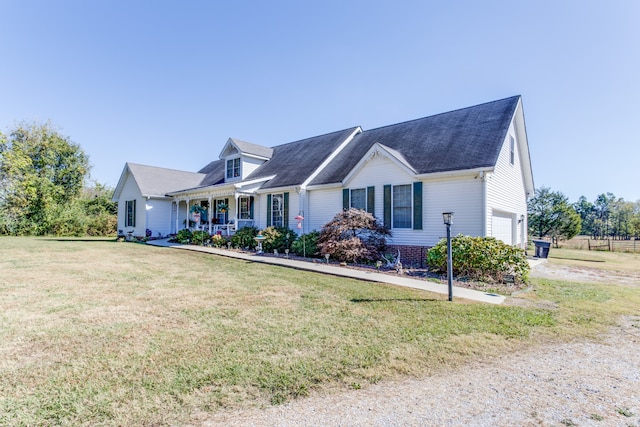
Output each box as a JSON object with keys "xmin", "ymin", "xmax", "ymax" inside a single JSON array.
[{"xmin": 442, "ymin": 212, "xmax": 454, "ymax": 301}]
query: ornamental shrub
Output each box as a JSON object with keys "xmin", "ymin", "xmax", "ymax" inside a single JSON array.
[
  {"xmin": 174, "ymin": 229, "xmax": 192, "ymax": 244},
  {"xmin": 426, "ymin": 235, "xmax": 529, "ymax": 284},
  {"xmin": 210, "ymin": 234, "xmax": 227, "ymax": 248},
  {"xmin": 291, "ymin": 230, "xmax": 320, "ymax": 257},
  {"xmin": 230, "ymin": 226, "xmax": 258, "ymax": 250},
  {"xmin": 259, "ymin": 226, "xmax": 296, "ymax": 253},
  {"xmin": 318, "ymin": 208, "xmax": 390, "ymax": 263},
  {"xmin": 191, "ymin": 230, "xmax": 209, "ymax": 246}
]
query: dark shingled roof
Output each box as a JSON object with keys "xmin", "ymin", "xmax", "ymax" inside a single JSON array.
[
  {"xmin": 197, "ymin": 159, "xmax": 226, "ymax": 186},
  {"xmin": 245, "ymin": 127, "xmax": 360, "ymax": 189},
  {"xmin": 310, "ymin": 96, "xmax": 520, "ymax": 186}
]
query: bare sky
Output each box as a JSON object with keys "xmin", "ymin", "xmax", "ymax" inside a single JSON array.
[{"xmin": 1, "ymin": 0, "xmax": 638, "ymax": 203}]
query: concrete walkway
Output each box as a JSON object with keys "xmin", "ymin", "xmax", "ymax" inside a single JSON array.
[{"xmin": 147, "ymin": 239, "xmax": 509, "ymax": 304}]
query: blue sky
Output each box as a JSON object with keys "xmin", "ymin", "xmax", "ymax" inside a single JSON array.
[{"xmin": 1, "ymin": 1, "xmax": 638, "ymax": 203}]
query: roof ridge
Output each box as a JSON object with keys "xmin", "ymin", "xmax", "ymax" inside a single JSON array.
[
  {"xmin": 127, "ymin": 162, "xmax": 204, "ymax": 175},
  {"xmin": 364, "ymin": 95, "xmax": 521, "ymax": 133},
  {"xmin": 269, "ymin": 126, "xmax": 360, "ymax": 150}
]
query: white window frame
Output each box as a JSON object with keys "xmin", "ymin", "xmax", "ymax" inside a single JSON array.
[
  {"xmin": 271, "ymin": 193, "xmax": 284, "ymax": 227},
  {"xmin": 392, "ymin": 184, "xmax": 412, "ymax": 229},
  {"xmin": 239, "ymin": 197, "xmax": 252, "ymax": 219},
  {"xmin": 125, "ymin": 200, "xmax": 136, "ymax": 227},
  {"xmin": 226, "ymin": 158, "xmax": 241, "ymax": 179}
]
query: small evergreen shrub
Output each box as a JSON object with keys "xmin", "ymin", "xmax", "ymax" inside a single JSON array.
[
  {"xmin": 231, "ymin": 226, "xmax": 258, "ymax": 250},
  {"xmin": 259, "ymin": 226, "xmax": 296, "ymax": 253},
  {"xmin": 174, "ymin": 229, "xmax": 192, "ymax": 244},
  {"xmin": 191, "ymin": 230, "xmax": 209, "ymax": 246},
  {"xmin": 426, "ymin": 235, "xmax": 529, "ymax": 284},
  {"xmin": 291, "ymin": 230, "xmax": 320, "ymax": 257}
]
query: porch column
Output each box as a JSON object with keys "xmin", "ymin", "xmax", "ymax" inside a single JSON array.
[
  {"xmin": 235, "ymin": 194, "xmax": 240, "ymax": 221},
  {"xmin": 185, "ymin": 198, "xmax": 190, "ymax": 229},
  {"xmin": 208, "ymin": 195, "xmax": 213, "ymax": 234}
]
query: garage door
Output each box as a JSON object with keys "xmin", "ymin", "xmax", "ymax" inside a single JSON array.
[{"xmin": 492, "ymin": 212, "xmax": 513, "ymax": 245}]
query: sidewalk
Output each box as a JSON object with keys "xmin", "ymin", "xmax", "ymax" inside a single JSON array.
[{"xmin": 146, "ymin": 239, "xmax": 506, "ymax": 304}]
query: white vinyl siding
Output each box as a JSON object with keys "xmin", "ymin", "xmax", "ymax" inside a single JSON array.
[
  {"xmin": 486, "ymin": 121, "xmax": 528, "ymax": 246},
  {"xmin": 145, "ymin": 199, "xmax": 174, "ymax": 237},
  {"xmin": 117, "ymin": 171, "xmax": 146, "ymax": 236}
]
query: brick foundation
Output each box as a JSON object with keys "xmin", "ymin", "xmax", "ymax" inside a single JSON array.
[{"xmin": 386, "ymin": 244, "xmax": 430, "ymax": 268}]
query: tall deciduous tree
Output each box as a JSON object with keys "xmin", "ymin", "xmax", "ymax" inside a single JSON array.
[
  {"xmin": 0, "ymin": 121, "xmax": 90, "ymax": 235},
  {"xmin": 527, "ymin": 187, "xmax": 581, "ymax": 245}
]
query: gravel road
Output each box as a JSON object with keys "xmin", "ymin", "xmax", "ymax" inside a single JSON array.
[{"xmin": 202, "ymin": 263, "xmax": 640, "ymax": 427}]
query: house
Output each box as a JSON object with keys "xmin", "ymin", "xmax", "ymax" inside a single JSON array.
[{"xmin": 113, "ymin": 95, "xmax": 534, "ymax": 263}]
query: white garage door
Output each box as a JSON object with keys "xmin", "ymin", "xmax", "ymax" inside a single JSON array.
[{"xmin": 492, "ymin": 212, "xmax": 513, "ymax": 245}]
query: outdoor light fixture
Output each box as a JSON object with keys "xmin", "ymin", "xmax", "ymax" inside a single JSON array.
[
  {"xmin": 442, "ymin": 212, "xmax": 454, "ymax": 301},
  {"xmin": 442, "ymin": 212, "xmax": 453, "ymax": 226}
]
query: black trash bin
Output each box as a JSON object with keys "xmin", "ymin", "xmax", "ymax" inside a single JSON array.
[{"xmin": 532, "ymin": 240, "xmax": 551, "ymax": 258}]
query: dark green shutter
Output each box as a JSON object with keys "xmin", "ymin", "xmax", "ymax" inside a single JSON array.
[
  {"xmin": 249, "ymin": 196, "xmax": 254, "ymax": 219},
  {"xmin": 367, "ymin": 186, "xmax": 375, "ymax": 215},
  {"xmin": 383, "ymin": 185, "xmax": 391, "ymax": 229},
  {"xmin": 342, "ymin": 189, "xmax": 349, "ymax": 210},
  {"xmin": 266, "ymin": 194, "xmax": 272, "ymax": 226},
  {"xmin": 283, "ymin": 192, "xmax": 289, "ymax": 228},
  {"xmin": 413, "ymin": 182, "xmax": 423, "ymax": 230}
]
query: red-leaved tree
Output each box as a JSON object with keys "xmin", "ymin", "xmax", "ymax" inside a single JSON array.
[{"xmin": 317, "ymin": 208, "xmax": 391, "ymax": 263}]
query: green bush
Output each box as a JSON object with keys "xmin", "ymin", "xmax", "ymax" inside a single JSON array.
[
  {"xmin": 291, "ymin": 230, "xmax": 320, "ymax": 257},
  {"xmin": 426, "ymin": 235, "xmax": 529, "ymax": 284},
  {"xmin": 231, "ymin": 226, "xmax": 258, "ymax": 250},
  {"xmin": 260, "ymin": 226, "xmax": 296, "ymax": 253},
  {"xmin": 191, "ymin": 230, "xmax": 210, "ymax": 246},
  {"xmin": 173, "ymin": 229, "xmax": 192, "ymax": 244}
]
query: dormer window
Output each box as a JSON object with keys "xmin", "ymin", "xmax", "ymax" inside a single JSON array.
[{"xmin": 226, "ymin": 158, "xmax": 241, "ymax": 179}]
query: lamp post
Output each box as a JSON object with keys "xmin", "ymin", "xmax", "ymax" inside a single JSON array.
[{"xmin": 442, "ymin": 212, "xmax": 454, "ymax": 301}]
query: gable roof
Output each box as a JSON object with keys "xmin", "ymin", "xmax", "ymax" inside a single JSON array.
[
  {"xmin": 113, "ymin": 163, "xmax": 206, "ymax": 200},
  {"xmin": 310, "ymin": 96, "xmax": 521, "ymax": 186},
  {"xmin": 245, "ymin": 127, "xmax": 361, "ymax": 189},
  {"xmin": 227, "ymin": 138, "xmax": 274, "ymax": 160}
]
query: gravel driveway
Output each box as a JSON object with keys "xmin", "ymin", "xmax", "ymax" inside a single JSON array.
[{"xmin": 203, "ymin": 263, "xmax": 640, "ymax": 427}]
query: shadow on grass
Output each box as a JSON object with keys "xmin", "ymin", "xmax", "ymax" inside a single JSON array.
[{"xmin": 350, "ymin": 298, "xmax": 441, "ymax": 303}]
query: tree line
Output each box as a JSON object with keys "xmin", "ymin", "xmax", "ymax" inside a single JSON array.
[
  {"xmin": 0, "ymin": 122, "xmax": 116, "ymax": 236},
  {"xmin": 528, "ymin": 187, "xmax": 640, "ymax": 244}
]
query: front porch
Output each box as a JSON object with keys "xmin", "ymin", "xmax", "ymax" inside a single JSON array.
[{"xmin": 172, "ymin": 192, "xmax": 256, "ymax": 236}]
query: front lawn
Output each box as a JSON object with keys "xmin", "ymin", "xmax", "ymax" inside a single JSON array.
[{"xmin": 0, "ymin": 237, "xmax": 638, "ymax": 426}]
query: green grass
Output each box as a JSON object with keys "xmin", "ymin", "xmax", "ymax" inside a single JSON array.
[{"xmin": 0, "ymin": 237, "xmax": 638, "ymax": 426}]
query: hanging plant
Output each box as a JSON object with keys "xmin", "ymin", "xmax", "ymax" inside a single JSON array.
[
  {"xmin": 217, "ymin": 202, "xmax": 228, "ymax": 213},
  {"xmin": 190, "ymin": 205, "xmax": 206, "ymax": 214}
]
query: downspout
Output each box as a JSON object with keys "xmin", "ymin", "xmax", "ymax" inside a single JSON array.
[{"xmin": 481, "ymin": 172, "xmax": 488, "ymax": 236}]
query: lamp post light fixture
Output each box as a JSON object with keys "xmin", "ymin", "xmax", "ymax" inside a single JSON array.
[{"xmin": 442, "ymin": 212, "xmax": 454, "ymax": 301}]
